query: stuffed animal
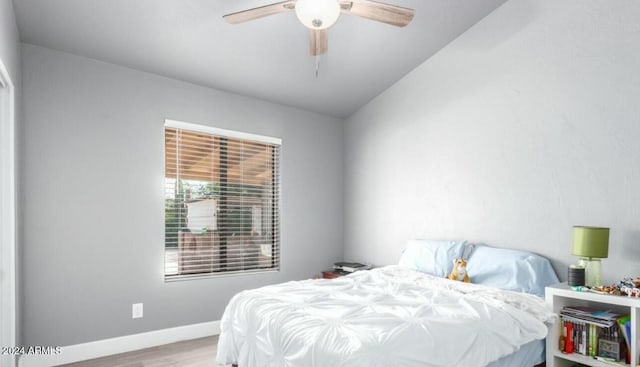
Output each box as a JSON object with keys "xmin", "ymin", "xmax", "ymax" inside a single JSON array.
[{"xmin": 448, "ymin": 258, "xmax": 470, "ymax": 283}]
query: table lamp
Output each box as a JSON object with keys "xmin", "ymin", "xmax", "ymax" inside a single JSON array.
[{"xmin": 572, "ymin": 226, "xmax": 609, "ymax": 287}]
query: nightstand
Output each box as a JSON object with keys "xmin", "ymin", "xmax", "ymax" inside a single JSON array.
[
  {"xmin": 321, "ymin": 270, "xmax": 343, "ymax": 279},
  {"xmin": 545, "ymin": 282, "xmax": 640, "ymax": 367}
]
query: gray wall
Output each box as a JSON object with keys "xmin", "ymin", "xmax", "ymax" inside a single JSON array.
[
  {"xmin": 344, "ymin": 0, "xmax": 640, "ymax": 283},
  {"xmin": 21, "ymin": 44, "xmax": 344, "ymax": 347},
  {"xmin": 0, "ymin": 0, "xmax": 20, "ymax": 81}
]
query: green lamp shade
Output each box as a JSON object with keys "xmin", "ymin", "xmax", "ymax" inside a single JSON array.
[{"xmin": 572, "ymin": 226, "xmax": 609, "ymax": 258}]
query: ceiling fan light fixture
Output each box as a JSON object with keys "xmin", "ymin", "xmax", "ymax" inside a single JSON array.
[{"xmin": 295, "ymin": 0, "xmax": 341, "ymax": 30}]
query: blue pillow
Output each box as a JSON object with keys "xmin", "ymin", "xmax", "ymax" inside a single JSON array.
[
  {"xmin": 398, "ymin": 239, "xmax": 467, "ymax": 277},
  {"xmin": 466, "ymin": 244, "xmax": 559, "ymax": 297}
]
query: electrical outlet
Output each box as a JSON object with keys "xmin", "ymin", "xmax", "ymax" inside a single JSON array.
[{"xmin": 132, "ymin": 303, "xmax": 143, "ymax": 319}]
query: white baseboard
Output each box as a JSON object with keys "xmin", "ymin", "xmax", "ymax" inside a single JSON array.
[{"xmin": 19, "ymin": 320, "xmax": 220, "ymax": 367}]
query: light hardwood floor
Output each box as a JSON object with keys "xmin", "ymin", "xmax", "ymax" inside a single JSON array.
[
  {"xmin": 60, "ymin": 335, "xmax": 227, "ymax": 367},
  {"xmin": 57, "ymin": 335, "xmax": 546, "ymax": 367}
]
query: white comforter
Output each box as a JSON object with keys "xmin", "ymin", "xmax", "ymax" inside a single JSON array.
[{"xmin": 217, "ymin": 266, "xmax": 555, "ymax": 367}]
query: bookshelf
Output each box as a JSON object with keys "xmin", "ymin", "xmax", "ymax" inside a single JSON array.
[{"xmin": 546, "ymin": 283, "xmax": 640, "ymax": 367}]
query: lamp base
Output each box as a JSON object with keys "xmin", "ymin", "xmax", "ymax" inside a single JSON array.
[{"xmin": 578, "ymin": 257, "xmax": 602, "ymax": 287}]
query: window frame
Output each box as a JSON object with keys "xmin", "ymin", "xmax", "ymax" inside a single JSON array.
[
  {"xmin": 163, "ymin": 119, "xmax": 281, "ymax": 281},
  {"xmin": 0, "ymin": 59, "xmax": 16, "ymax": 367}
]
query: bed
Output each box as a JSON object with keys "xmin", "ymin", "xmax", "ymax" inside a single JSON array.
[{"xmin": 216, "ymin": 240, "xmax": 559, "ymax": 367}]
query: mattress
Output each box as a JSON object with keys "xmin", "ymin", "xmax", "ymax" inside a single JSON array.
[
  {"xmin": 217, "ymin": 266, "xmax": 555, "ymax": 367},
  {"xmin": 488, "ymin": 339, "xmax": 545, "ymax": 367}
]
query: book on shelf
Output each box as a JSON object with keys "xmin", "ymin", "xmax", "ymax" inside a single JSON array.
[
  {"xmin": 559, "ymin": 306, "xmax": 628, "ymax": 362},
  {"xmin": 615, "ymin": 315, "xmax": 631, "ymax": 363},
  {"xmin": 560, "ymin": 306, "xmax": 620, "ymax": 327}
]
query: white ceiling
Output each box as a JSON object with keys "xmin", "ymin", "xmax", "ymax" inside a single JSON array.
[{"xmin": 13, "ymin": 0, "xmax": 506, "ymax": 118}]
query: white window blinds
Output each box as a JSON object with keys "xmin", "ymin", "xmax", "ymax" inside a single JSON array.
[{"xmin": 164, "ymin": 120, "xmax": 281, "ymax": 280}]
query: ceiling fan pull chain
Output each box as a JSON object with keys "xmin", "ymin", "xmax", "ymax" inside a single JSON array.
[{"xmin": 315, "ymin": 55, "xmax": 320, "ymax": 77}]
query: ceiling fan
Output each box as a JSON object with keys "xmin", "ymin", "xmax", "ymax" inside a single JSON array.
[{"xmin": 223, "ymin": 0, "xmax": 415, "ymax": 56}]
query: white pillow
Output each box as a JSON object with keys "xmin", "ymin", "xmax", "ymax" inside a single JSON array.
[{"xmin": 398, "ymin": 239, "xmax": 467, "ymax": 277}]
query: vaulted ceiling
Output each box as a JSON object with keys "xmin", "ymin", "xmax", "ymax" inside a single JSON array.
[{"xmin": 13, "ymin": 0, "xmax": 506, "ymax": 118}]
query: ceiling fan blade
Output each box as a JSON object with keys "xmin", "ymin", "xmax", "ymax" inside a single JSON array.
[
  {"xmin": 223, "ymin": 0, "xmax": 296, "ymax": 24},
  {"xmin": 340, "ymin": 0, "xmax": 415, "ymax": 27},
  {"xmin": 309, "ymin": 29, "xmax": 328, "ymax": 56}
]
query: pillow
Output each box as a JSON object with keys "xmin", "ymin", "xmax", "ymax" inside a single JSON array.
[
  {"xmin": 466, "ymin": 244, "xmax": 559, "ymax": 297},
  {"xmin": 398, "ymin": 239, "xmax": 467, "ymax": 277}
]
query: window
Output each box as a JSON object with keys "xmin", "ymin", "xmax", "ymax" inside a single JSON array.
[{"xmin": 164, "ymin": 120, "xmax": 281, "ymax": 280}]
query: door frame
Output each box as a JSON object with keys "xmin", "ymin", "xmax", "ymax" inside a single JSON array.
[{"xmin": 0, "ymin": 57, "xmax": 17, "ymax": 367}]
